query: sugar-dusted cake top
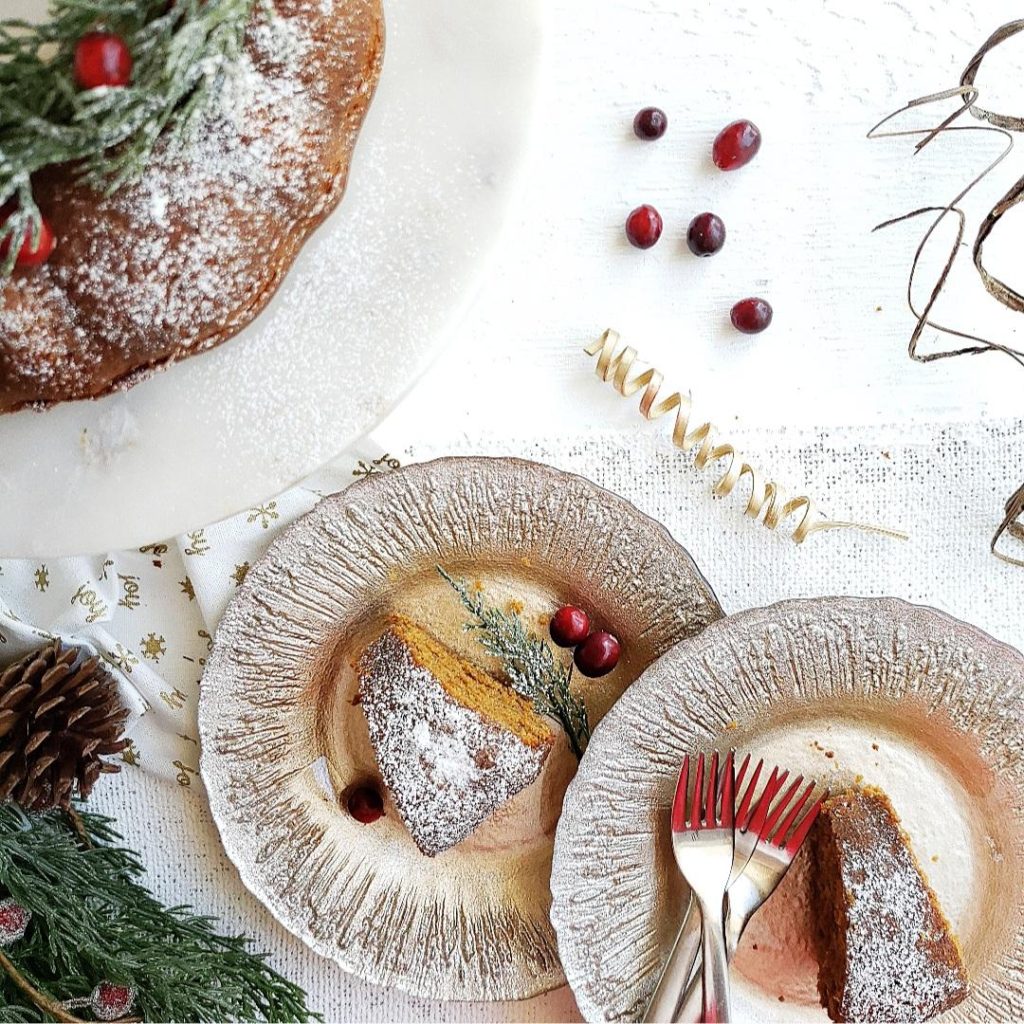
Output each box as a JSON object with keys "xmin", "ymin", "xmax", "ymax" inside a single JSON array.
[
  {"xmin": 813, "ymin": 785, "xmax": 968, "ymax": 1023},
  {"xmin": 358, "ymin": 617, "xmax": 554, "ymax": 857}
]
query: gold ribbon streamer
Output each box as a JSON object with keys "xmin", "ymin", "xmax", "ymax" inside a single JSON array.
[{"xmin": 584, "ymin": 330, "xmax": 908, "ymax": 545}]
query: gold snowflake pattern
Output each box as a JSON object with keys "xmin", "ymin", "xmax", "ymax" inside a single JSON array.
[
  {"xmin": 104, "ymin": 643, "xmax": 139, "ymax": 675},
  {"xmin": 140, "ymin": 633, "xmax": 167, "ymax": 662},
  {"xmin": 121, "ymin": 740, "xmax": 140, "ymax": 767},
  {"xmin": 173, "ymin": 759, "xmax": 198, "ymax": 787},
  {"xmin": 33, "ymin": 565, "xmax": 49, "ymax": 592},
  {"xmin": 232, "ymin": 562, "xmax": 250, "ymax": 587},
  {"xmin": 179, "ymin": 576, "xmax": 195, "ymax": 601},
  {"xmin": 246, "ymin": 501, "xmax": 280, "ymax": 530}
]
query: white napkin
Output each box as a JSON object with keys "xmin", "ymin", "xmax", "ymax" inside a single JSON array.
[{"xmin": 0, "ymin": 440, "xmax": 398, "ymax": 788}]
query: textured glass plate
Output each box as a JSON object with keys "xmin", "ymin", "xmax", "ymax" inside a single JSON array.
[
  {"xmin": 199, "ymin": 456, "xmax": 723, "ymax": 1000},
  {"xmin": 551, "ymin": 597, "xmax": 1024, "ymax": 1022}
]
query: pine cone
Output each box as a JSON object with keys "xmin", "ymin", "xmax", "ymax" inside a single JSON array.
[{"xmin": 0, "ymin": 640, "xmax": 129, "ymax": 811}]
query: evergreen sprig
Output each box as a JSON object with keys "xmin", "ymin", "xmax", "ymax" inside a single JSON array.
[
  {"xmin": 438, "ymin": 567, "xmax": 591, "ymax": 759},
  {"xmin": 0, "ymin": 0, "xmax": 257, "ymax": 277},
  {"xmin": 0, "ymin": 803, "xmax": 317, "ymax": 1023}
]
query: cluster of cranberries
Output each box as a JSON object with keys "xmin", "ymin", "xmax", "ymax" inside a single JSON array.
[
  {"xmin": 549, "ymin": 606, "xmax": 621, "ymax": 678},
  {"xmin": 2, "ymin": 30, "xmax": 133, "ymax": 270},
  {"xmin": 625, "ymin": 109, "xmax": 773, "ymax": 336}
]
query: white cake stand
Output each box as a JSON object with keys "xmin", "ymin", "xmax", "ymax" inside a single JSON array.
[{"xmin": 0, "ymin": 0, "xmax": 543, "ymax": 557}]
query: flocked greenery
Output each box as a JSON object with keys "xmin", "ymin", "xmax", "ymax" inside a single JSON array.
[
  {"xmin": 0, "ymin": 802, "xmax": 316, "ymax": 1023},
  {"xmin": 0, "ymin": 0, "xmax": 258, "ymax": 277},
  {"xmin": 438, "ymin": 567, "xmax": 591, "ymax": 759}
]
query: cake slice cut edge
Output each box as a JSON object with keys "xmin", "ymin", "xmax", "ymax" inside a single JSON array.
[
  {"xmin": 358, "ymin": 616, "xmax": 555, "ymax": 857},
  {"xmin": 810, "ymin": 784, "xmax": 969, "ymax": 1023}
]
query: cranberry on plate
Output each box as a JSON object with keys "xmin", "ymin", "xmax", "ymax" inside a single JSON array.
[
  {"xmin": 574, "ymin": 631, "xmax": 621, "ymax": 677},
  {"xmin": 712, "ymin": 119, "xmax": 762, "ymax": 171}
]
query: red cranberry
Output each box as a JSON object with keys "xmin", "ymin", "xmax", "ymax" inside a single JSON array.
[
  {"xmin": 687, "ymin": 212, "xmax": 726, "ymax": 257},
  {"xmin": 0, "ymin": 215, "xmax": 54, "ymax": 268},
  {"xmin": 633, "ymin": 106, "xmax": 667, "ymax": 140},
  {"xmin": 550, "ymin": 606, "xmax": 591, "ymax": 647},
  {"xmin": 0, "ymin": 899, "xmax": 30, "ymax": 946},
  {"xmin": 712, "ymin": 119, "xmax": 762, "ymax": 171},
  {"xmin": 625, "ymin": 204, "xmax": 663, "ymax": 249},
  {"xmin": 574, "ymin": 631, "xmax": 621, "ymax": 677},
  {"xmin": 74, "ymin": 32, "xmax": 133, "ymax": 90},
  {"xmin": 731, "ymin": 297, "xmax": 773, "ymax": 334},
  {"xmin": 92, "ymin": 982, "xmax": 136, "ymax": 1022},
  {"xmin": 347, "ymin": 785, "xmax": 384, "ymax": 824}
]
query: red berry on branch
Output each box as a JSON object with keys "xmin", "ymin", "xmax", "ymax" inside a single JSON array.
[
  {"xmin": 712, "ymin": 119, "xmax": 762, "ymax": 171},
  {"xmin": 347, "ymin": 784, "xmax": 384, "ymax": 824},
  {"xmin": 0, "ymin": 899, "xmax": 30, "ymax": 946},
  {"xmin": 92, "ymin": 982, "xmax": 136, "ymax": 1022},
  {"xmin": 625, "ymin": 204, "xmax": 663, "ymax": 249},
  {"xmin": 549, "ymin": 606, "xmax": 591, "ymax": 647},
  {"xmin": 731, "ymin": 296, "xmax": 773, "ymax": 334},
  {"xmin": 574, "ymin": 631, "xmax": 621, "ymax": 677},
  {"xmin": 687, "ymin": 212, "xmax": 726, "ymax": 257},
  {"xmin": 74, "ymin": 32, "xmax": 133, "ymax": 90},
  {"xmin": 633, "ymin": 106, "xmax": 668, "ymax": 140}
]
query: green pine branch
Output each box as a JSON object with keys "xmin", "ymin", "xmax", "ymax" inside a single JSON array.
[
  {"xmin": 0, "ymin": 803, "xmax": 318, "ymax": 1023},
  {"xmin": 0, "ymin": 0, "xmax": 258, "ymax": 277},
  {"xmin": 438, "ymin": 568, "xmax": 590, "ymax": 759}
]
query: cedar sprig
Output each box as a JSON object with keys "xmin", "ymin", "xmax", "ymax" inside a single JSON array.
[
  {"xmin": 438, "ymin": 567, "xmax": 591, "ymax": 759},
  {"xmin": 0, "ymin": 0, "xmax": 258, "ymax": 278},
  {"xmin": 0, "ymin": 803, "xmax": 318, "ymax": 1023}
]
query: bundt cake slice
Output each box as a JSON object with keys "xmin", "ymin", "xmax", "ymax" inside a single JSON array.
[
  {"xmin": 810, "ymin": 785, "xmax": 968, "ymax": 1022},
  {"xmin": 358, "ymin": 617, "xmax": 555, "ymax": 857}
]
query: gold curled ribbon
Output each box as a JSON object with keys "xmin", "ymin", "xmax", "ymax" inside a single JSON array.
[{"xmin": 584, "ymin": 330, "xmax": 908, "ymax": 545}]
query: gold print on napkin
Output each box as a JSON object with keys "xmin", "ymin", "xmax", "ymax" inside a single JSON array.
[
  {"xmin": 184, "ymin": 530, "xmax": 210, "ymax": 557},
  {"xmin": 121, "ymin": 740, "xmax": 140, "ymax": 766},
  {"xmin": 33, "ymin": 566, "xmax": 49, "ymax": 592},
  {"xmin": 246, "ymin": 502, "xmax": 280, "ymax": 530},
  {"xmin": 353, "ymin": 453, "xmax": 402, "ymax": 478},
  {"xmin": 140, "ymin": 633, "xmax": 167, "ymax": 662},
  {"xmin": 231, "ymin": 562, "xmax": 250, "ymax": 587},
  {"xmin": 118, "ymin": 574, "xmax": 141, "ymax": 610},
  {"xmin": 71, "ymin": 583, "xmax": 109, "ymax": 624},
  {"xmin": 160, "ymin": 687, "xmax": 187, "ymax": 710},
  {"xmin": 98, "ymin": 558, "xmax": 114, "ymax": 581},
  {"xmin": 172, "ymin": 759, "xmax": 198, "ymax": 787},
  {"xmin": 179, "ymin": 576, "xmax": 195, "ymax": 601},
  {"xmin": 138, "ymin": 543, "xmax": 168, "ymax": 568},
  {"xmin": 105, "ymin": 643, "xmax": 139, "ymax": 675}
]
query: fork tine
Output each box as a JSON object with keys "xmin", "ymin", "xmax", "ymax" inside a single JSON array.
[
  {"xmin": 759, "ymin": 774, "xmax": 803, "ymax": 841},
  {"xmin": 720, "ymin": 750, "xmax": 735, "ymax": 829},
  {"xmin": 746, "ymin": 766, "xmax": 785, "ymax": 838},
  {"xmin": 782, "ymin": 791, "xmax": 827, "ymax": 856},
  {"xmin": 672, "ymin": 755, "xmax": 690, "ymax": 831},
  {"xmin": 734, "ymin": 757, "xmax": 763, "ymax": 831},
  {"xmin": 692, "ymin": 753, "xmax": 706, "ymax": 830},
  {"xmin": 768, "ymin": 781, "xmax": 815, "ymax": 848},
  {"xmin": 705, "ymin": 752, "xmax": 719, "ymax": 827}
]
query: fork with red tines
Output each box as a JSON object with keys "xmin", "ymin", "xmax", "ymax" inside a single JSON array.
[{"xmin": 644, "ymin": 751, "xmax": 825, "ymax": 1024}]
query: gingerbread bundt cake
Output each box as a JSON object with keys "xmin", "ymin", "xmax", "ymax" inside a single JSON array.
[
  {"xmin": 358, "ymin": 617, "xmax": 555, "ymax": 857},
  {"xmin": 0, "ymin": 0, "xmax": 383, "ymax": 412}
]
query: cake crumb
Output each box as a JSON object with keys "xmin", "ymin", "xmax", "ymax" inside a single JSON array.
[
  {"xmin": 825, "ymin": 750, "xmax": 835, "ymax": 759},
  {"xmin": 871, "ymin": 742, "xmax": 879, "ymax": 751},
  {"xmin": 931, "ymin": 854, "xmax": 939, "ymax": 863},
  {"xmin": 471, "ymin": 579, "xmax": 485, "ymax": 593},
  {"xmin": 725, "ymin": 721, "xmax": 738, "ymax": 731},
  {"xmin": 778, "ymin": 995, "xmax": 785, "ymax": 1002},
  {"xmin": 519, "ymin": 557, "xmax": 532, "ymax": 568},
  {"xmin": 506, "ymin": 599, "xmax": 524, "ymax": 615}
]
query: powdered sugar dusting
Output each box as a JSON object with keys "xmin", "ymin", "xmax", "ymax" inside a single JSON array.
[
  {"xmin": 0, "ymin": 0, "xmax": 383, "ymax": 408},
  {"xmin": 824, "ymin": 788, "xmax": 969, "ymax": 1022},
  {"xmin": 358, "ymin": 626, "xmax": 551, "ymax": 857}
]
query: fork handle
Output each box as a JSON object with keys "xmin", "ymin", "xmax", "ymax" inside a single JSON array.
[
  {"xmin": 675, "ymin": 898, "xmax": 743, "ymax": 1023},
  {"xmin": 642, "ymin": 896, "xmax": 702, "ymax": 1022},
  {"xmin": 697, "ymin": 893, "xmax": 731, "ymax": 1023}
]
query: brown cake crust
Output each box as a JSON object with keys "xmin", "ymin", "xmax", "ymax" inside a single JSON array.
[
  {"xmin": 810, "ymin": 785, "xmax": 969, "ymax": 1023},
  {"xmin": 0, "ymin": 0, "xmax": 383, "ymax": 413}
]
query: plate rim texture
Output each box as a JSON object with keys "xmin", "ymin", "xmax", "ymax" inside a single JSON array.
[{"xmin": 199, "ymin": 455, "xmax": 724, "ymax": 1000}]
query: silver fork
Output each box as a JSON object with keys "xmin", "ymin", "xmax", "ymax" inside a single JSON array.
[
  {"xmin": 667, "ymin": 751, "xmax": 735, "ymax": 1024},
  {"xmin": 674, "ymin": 770, "xmax": 825, "ymax": 1023},
  {"xmin": 645, "ymin": 755, "xmax": 788, "ymax": 1022}
]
